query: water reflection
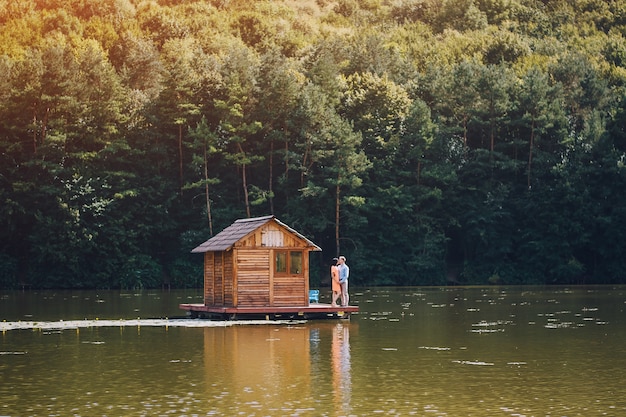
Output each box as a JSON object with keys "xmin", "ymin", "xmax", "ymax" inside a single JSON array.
[
  {"xmin": 199, "ymin": 322, "xmax": 354, "ymax": 415},
  {"xmin": 202, "ymin": 325, "xmax": 314, "ymax": 414},
  {"xmin": 331, "ymin": 323, "xmax": 351, "ymax": 416}
]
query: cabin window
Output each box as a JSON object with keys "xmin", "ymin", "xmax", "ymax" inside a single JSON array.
[
  {"xmin": 275, "ymin": 252, "xmax": 287, "ymax": 273},
  {"xmin": 275, "ymin": 250, "xmax": 303, "ymax": 275},
  {"xmin": 290, "ymin": 251, "xmax": 302, "ymax": 274}
]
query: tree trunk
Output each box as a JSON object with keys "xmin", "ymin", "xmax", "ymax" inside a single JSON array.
[
  {"xmin": 301, "ymin": 139, "xmax": 309, "ymax": 188},
  {"xmin": 204, "ymin": 141, "xmax": 213, "ymax": 236},
  {"xmin": 417, "ymin": 160, "xmax": 421, "ymax": 185},
  {"xmin": 462, "ymin": 115, "xmax": 468, "ymax": 146},
  {"xmin": 33, "ymin": 110, "xmax": 37, "ymax": 153},
  {"xmin": 284, "ymin": 139, "xmax": 289, "ymax": 205},
  {"xmin": 238, "ymin": 143, "xmax": 251, "ymax": 218},
  {"xmin": 42, "ymin": 107, "xmax": 49, "ymax": 144},
  {"xmin": 178, "ymin": 124, "xmax": 184, "ymax": 196},
  {"xmin": 490, "ymin": 113, "xmax": 495, "ymax": 156},
  {"xmin": 269, "ymin": 135, "xmax": 274, "ymax": 215},
  {"xmin": 528, "ymin": 118, "xmax": 535, "ymax": 189},
  {"xmin": 335, "ymin": 172, "xmax": 341, "ymax": 257}
]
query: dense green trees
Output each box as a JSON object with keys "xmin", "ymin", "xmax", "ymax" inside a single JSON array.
[{"xmin": 2, "ymin": 0, "xmax": 626, "ymax": 289}]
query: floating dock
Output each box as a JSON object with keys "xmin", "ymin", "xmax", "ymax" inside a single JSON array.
[{"xmin": 179, "ymin": 302, "xmax": 359, "ymax": 320}]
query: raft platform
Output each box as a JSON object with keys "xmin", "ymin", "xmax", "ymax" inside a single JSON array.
[{"xmin": 179, "ymin": 303, "xmax": 359, "ymax": 320}]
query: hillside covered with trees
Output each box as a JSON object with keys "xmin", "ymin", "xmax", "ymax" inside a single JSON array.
[{"xmin": 2, "ymin": 0, "xmax": 626, "ymax": 289}]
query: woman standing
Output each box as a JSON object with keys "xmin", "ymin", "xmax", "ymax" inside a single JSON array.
[{"xmin": 330, "ymin": 258, "xmax": 341, "ymax": 307}]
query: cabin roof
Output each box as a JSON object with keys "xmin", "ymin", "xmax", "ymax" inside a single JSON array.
[{"xmin": 191, "ymin": 215, "xmax": 322, "ymax": 253}]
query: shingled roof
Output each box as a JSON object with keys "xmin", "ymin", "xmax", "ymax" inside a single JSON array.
[{"xmin": 191, "ymin": 215, "xmax": 321, "ymax": 253}]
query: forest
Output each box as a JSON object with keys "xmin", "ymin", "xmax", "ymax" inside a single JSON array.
[{"xmin": 2, "ymin": 0, "xmax": 626, "ymax": 289}]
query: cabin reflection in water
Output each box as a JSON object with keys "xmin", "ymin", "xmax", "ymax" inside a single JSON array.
[{"xmin": 201, "ymin": 323, "xmax": 352, "ymax": 413}]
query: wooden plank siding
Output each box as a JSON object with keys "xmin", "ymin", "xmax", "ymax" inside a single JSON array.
[
  {"xmin": 225, "ymin": 251, "xmax": 234, "ymax": 306},
  {"xmin": 204, "ymin": 252, "xmax": 214, "ymax": 306},
  {"xmin": 272, "ymin": 248, "xmax": 308, "ymax": 306},
  {"xmin": 214, "ymin": 252, "xmax": 224, "ymax": 305},
  {"xmin": 272, "ymin": 276, "xmax": 306, "ymax": 306},
  {"xmin": 204, "ymin": 251, "xmax": 232, "ymax": 306},
  {"xmin": 236, "ymin": 249, "xmax": 270, "ymax": 306},
  {"xmin": 235, "ymin": 223, "xmax": 311, "ymax": 250}
]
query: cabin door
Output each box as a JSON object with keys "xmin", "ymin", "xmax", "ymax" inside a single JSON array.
[{"xmin": 273, "ymin": 250, "xmax": 306, "ymax": 306}]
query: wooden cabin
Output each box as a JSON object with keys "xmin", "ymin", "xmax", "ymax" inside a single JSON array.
[{"xmin": 191, "ymin": 215, "xmax": 321, "ymax": 308}]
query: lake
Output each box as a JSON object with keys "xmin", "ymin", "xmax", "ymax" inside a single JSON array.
[{"xmin": 1, "ymin": 286, "xmax": 625, "ymax": 416}]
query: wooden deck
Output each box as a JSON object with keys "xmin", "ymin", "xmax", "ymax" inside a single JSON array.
[{"xmin": 179, "ymin": 303, "xmax": 359, "ymax": 320}]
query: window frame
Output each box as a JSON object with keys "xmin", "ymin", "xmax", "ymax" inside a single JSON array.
[{"xmin": 274, "ymin": 250, "xmax": 304, "ymax": 276}]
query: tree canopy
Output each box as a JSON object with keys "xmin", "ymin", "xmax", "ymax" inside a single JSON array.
[{"xmin": 2, "ymin": 0, "xmax": 626, "ymax": 288}]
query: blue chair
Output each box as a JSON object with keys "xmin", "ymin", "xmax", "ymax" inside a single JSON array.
[{"xmin": 309, "ymin": 289, "xmax": 320, "ymax": 303}]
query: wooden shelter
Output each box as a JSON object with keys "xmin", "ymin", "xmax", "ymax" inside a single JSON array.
[
  {"xmin": 179, "ymin": 215, "xmax": 358, "ymax": 319},
  {"xmin": 194, "ymin": 215, "xmax": 321, "ymax": 307}
]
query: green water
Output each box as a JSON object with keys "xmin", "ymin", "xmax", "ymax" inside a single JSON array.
[{"xmin": 1, "ymin": 286, "xmax": 625, "ymax": 416}]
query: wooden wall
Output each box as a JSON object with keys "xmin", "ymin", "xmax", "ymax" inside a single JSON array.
[
  {"xmin": 204, "ymin": 251, "xmax": 233, "ymax": 306},
  {"xmin": 224, "ymin": 251, "xmax": 234, "ymax": 305},
  {"xmin": 272, "ymin": 250, "xmax": 308, "ymax": 306},
  {"xmin": 203, "ymin": 252, "xmax": 214, "ymax": 306},
  {"xmin": 238, "ymin": 223, "xmax": 310, "ymax": 249},
  {"xmin": 202, "ymin": 220, "xmax": 315, "ymax": 307},
  {"xmin": 236, "ymin": 249, "xmax": 270, "ymax": 306}
]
